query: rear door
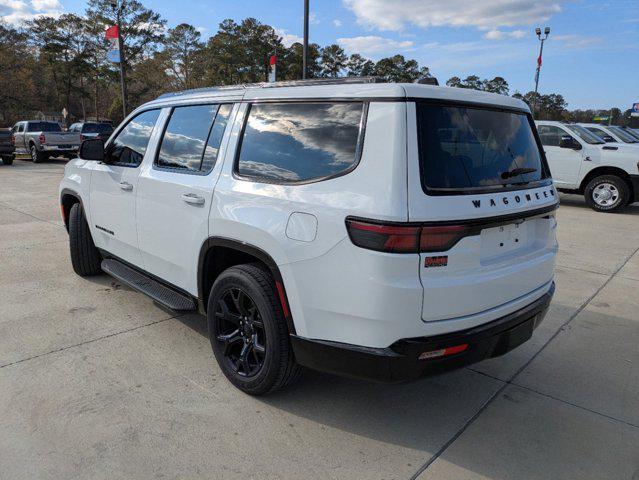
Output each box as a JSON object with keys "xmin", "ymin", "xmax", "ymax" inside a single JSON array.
[
  {"xmin": 13, "ymin": 123, "xmax": 26, "ymax": 151},
  {"xmin": 136, "ymin": 102, "xmax": 237, "ymax": 294},
  {"xmin": 89, "ymin": 109, "xmax": 162, "ymax": 267},
  {"xmin": 407, "ymin": 102, "xmax": 558, "ymax": 322}
]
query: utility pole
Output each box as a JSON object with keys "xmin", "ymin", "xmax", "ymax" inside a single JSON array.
[
  {"xmin": 533, "ymin": 26, "xmax": 550, "ymax": 118},
  {"xmin": 112, "ymin": 0, "xmax": 128, "ymax": 118},
  {"xmin": 302, "ymin": 0, "xmax": 309, "ymax": 79}
]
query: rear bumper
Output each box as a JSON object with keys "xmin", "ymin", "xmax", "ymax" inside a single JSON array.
[
  {"xmin": 291, "ymin": 282, "xmax": 554, "ymax": 383},
  {"xmin": 42, "ymin": 145, "xmax": 78, "ymax": 152}
]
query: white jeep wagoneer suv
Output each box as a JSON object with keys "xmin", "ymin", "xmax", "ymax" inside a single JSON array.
[{"xmin": 59, "ymin": 78, "xmax": 558, "ymax": 395}]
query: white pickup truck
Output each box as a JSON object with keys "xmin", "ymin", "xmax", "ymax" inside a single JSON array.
[
  {"xmin": 12, "ymin": 120, "xmax": 80, "ymax": 163},
  {"xmin": 536, "ymin": 120, "xmax": 639, "ymax": 212}
]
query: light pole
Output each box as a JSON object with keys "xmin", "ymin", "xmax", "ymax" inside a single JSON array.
[
  {"xmin": 302, "ymin": 0, "xmax": 309, "ymax": 79},
  {"xmin": 532, "ymin": 26, "xmax": 550, "ymax": 118},
  {"xmin": 111, "ymin": 0, "xmax": 128, "ymax": 118}
]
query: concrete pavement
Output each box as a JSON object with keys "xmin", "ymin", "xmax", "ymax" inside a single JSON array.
[{"xmin": 1, "ymin": 159, "xmax": 638, "ymax": 479}]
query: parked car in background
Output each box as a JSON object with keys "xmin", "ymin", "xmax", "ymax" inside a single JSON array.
[
  {"xmin": 578, "ymin": 123, "xmax": 639, "ymax": 145},
  {"xmin": 60, "ymin": 78, "xmax": 558, "ymax": 395},
  {"xmin": 68, "ymin": 122, "xmax": 114, "ymax": 142},
  {"xmin": 0, "ymin": 128, "xmax": 15, "ymax": 165},
  {"xmin": 12, "ymin": 120, "xmax": 81, "ymax": 163},
  {"xmin": 536, "ymin": 120, "xmax": 639, "ymax": 212},
  {"xmin": 618, "ymin": 126, "xmax": 639, "ymax": 141}
]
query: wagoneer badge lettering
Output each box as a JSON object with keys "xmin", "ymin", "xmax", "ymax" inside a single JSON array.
[{"xmin": 471, "ymin": 188, "xmax": 555, "ymax": 209}]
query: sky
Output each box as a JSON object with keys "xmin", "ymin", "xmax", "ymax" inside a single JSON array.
[{"xmin": 2, "ymin": 0, "xmax": 638, "ymax": 110}]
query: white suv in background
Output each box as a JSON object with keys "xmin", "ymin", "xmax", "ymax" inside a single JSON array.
[
  {"xmin": 59, "ymin": 79, "xmax": 558, "ymax": 395},
  {"xmin": 536, "ymin": 121, "xmax": 639, "ymax": 212}
]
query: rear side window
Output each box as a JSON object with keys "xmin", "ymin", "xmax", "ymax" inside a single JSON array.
[
  {"xmin": 417, "ymin": 104, "xmax": 548, "ymax": 193},
  {"xmin": 236, "ymin": 102, "xmax": 364, "ymax": 183},
  {"xmin": 156, "ymin": 103, "xmax": 233, "ymax": 173},
  {"xmin": 107, "ymin": 109, "xmax": 160, "ymax": 167},
  {"xmin": 537, "ymin": 125, "xmax": 564, "ymax": 147}
]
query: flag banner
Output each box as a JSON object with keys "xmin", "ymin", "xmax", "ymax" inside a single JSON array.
[
  {"xmin": 268, "ymin": 55, "xmax": 277, "ymax": 83},
  {"xmin": 107, "ymin": 49, "xmax": 120, "ymax": 63},
  {"xmin": 105, "ymin": 25, "xmax": 119, "ymax": 39}
]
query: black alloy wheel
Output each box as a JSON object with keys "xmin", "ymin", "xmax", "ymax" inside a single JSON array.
[{"xmin": 214, "ymin": 287, "xmax": 267, "ymax": 377}]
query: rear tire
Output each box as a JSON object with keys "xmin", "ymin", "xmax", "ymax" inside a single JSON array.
[
  {"xmin": 207, "ymin": 263, "xmax": 301, "ymax": 395},
  {"xmin": 30, "ymin": 144, "xmax": 46, "ymax": 163},
  {"xmin": 584, "ymin": 175, "xmax": 629, "ymax": 212},
  {"xmin": 68, "ymin": 203, "xmax": 102, "ymax": 276},
  {"xmin": 1, "ymin": 155, "xmax": 13, "ymax": 165}
]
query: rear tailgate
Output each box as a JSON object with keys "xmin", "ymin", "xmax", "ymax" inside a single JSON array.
[
  {"xmin": 407, "ymin": 101, "xmax": 558, "ymax": 322},
  {"xmin": 43, "ymin": 132, "xmax": 80, "ymax": 147}
]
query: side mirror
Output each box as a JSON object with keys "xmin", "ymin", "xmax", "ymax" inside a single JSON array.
[
  {"xmin": 79, "ymin": 138, "xmax": 105, "ymax": 161},
  {"xmin": 559, "ymin": 135, "xmax": 581, "ymax": 150}
]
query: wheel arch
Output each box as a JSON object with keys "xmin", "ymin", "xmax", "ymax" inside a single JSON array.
[
  {"xmin": 579, "ymin": 166, "xmax": 634, "ymax": 198},
  {"xmin": 60, "ymin": 188, "xmax": 83, "ymax": 231},
  {"xmin": 198, "ymin": 237, "xmax": 296, "ymax": 334}
]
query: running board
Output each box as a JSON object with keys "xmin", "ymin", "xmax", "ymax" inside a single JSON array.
[{"xmin": 101, "ymin": 259, "xmax": 196, "ymax": 312}]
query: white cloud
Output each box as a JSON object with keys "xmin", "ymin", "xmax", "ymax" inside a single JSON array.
[
  {"xmin": 275, "ymin": 28, "xmax": 303, "ymax": 48},
  {"xmin": 337, "ymin": 35, "xmax": 414, "ymax": 56},
  {"xmin": 0, "ymin": 0, "xmax": 62, "ymax": 24},
  {"xmin": 309, "ymin": 12, "xmax": 320, "ymax": 24},
  {"xmin": 333, "ymin": 19, "xmax": 342, "ymax": 27},
  {"xmin": 484, "ymin": 29, "xmax": 527, "ymax": 40},
  {"xmin": 343, "ymin": 0, "xmax": 564, "ymax": 31},
  {"xmin": 553, "ymin": 34, "xmax": 602, "ymax": 48}
]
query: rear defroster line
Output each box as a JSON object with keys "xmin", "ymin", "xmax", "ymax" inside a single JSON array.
[{"xmin": 408, "ymin": 244, "xmax": 639, "ymax": 480}]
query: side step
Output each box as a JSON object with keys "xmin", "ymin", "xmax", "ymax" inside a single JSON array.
[{"xmin": 101, "ymin": 259, "xmax": 196, "ymax": 312}]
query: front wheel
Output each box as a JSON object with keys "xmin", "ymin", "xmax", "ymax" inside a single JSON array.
[
  {"xmin": 207, "ymin": 264, "xmax": 301, "ymax": 395},
  {"xmin": 68, "ymin": 203, "xmax": 102, "ymax": 276},
  {"xmin": 1, "ymin": 155, "xmax": 13, "ymax": 165},
  {"xmin": 584, "ymin": 175, "xmax": 629, "ymax": 213}
]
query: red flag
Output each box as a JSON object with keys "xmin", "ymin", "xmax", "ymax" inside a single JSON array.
[
  {"xmin": 105, "ymin": 25, "xmax": 119, "ymax": 39},
  {"xmin": 269, "ymin": 55, "xmax": 277, "ymax": 66},
  {"xmin": 537, "ymin": 54, "xmax": 542, "ymax": 67}
]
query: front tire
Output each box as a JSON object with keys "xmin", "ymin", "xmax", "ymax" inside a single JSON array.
[
  {"xmin": 207, "ymin": 264, "xmax": 301, "ymax": 395},
  {"xmin": 1, "ymin": 155, "xmax": 13, "ymax": 165},
  {"xmin": 68, "ymin": 203, "xmax": 102, "ymax": 276},
  {"xmin": 584, "ymin": 175, "xmax": 629, "ymax": 212}
]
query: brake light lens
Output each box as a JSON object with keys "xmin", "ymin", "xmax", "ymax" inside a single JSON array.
[
  {"xmin": 346, "ymin": 219, "xmax": 474, "ymax": 253},
  {"xmin": 80, "ymin": 134, "xmax": 87, "ymax": 142},
  {"xmin": 38, "ymin": 134, "xmax": 45, "ymax": 144},
  {"xmin": 10, "ymin": 135, "xmax": 15, "ymax": 145}
]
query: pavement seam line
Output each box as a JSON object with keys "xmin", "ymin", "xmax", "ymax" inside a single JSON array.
[
  {"xmin": 0, "ymin": 201, "xmax": 66, "ymax": 229},
  {"xmin": 468, "ymin": 368, "xmax": 639, "ymax": 430},
  {"xmin": 408, "ymin": 243, "xmax": 639, "ymax": 480},
  {"xmin": 0, "ymin": 314, "xmax": 183, "ymax": 370}
]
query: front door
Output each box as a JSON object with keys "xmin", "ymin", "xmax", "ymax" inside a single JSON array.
[
  {"xmin": 136, "ymin": 103, "xmax": 236, "ymax": 294},
  {"xmin": 89, "ymin": 109, "xmax": 161, "ymax": 268},
  {"xmin": 537, "ymin": 125, "xmax": 583, "ymax": 188}
]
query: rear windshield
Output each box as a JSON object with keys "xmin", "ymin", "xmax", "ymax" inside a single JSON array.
[
  {"xmin": 417, "ymin": 104, "xmax": 548, "ymax": 193},
  {"xmin": 28, "ymin": 122, "xmax": 61, "ymax": 132},
  {"xmin": 608, "ymin": 126, "xmax": 638, "ymax": 143},
  {"xmin": 82, "ymin": 123, "xmax": 113, "ymax": 134}
]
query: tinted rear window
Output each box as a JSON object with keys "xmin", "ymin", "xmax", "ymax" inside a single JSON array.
[
  {"xmin": 237, "ymin": 102, "xmax": 364, "ymax": 183},
  {"xmin": 28, "ymin": 122, "xmax": 61, "ymax": 132},
  {"xmin": 417, "ymin": 104, "xmax": 547, "ymax": 193},
  {"xmin": 82, "ymin": 123, "xmax": 113, "ymax": 134}
]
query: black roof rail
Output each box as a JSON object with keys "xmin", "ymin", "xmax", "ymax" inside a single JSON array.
[{"xmin": 157, "ymin": 77, "xmax": 386, "ymax": 99}]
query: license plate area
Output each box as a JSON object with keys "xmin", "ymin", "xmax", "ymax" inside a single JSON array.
[{"xmin": 480, "ymin": 221, "xmax": 528, "ymax": 260}]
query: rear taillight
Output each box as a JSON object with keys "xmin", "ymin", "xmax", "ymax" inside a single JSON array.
[
  {"xmin": 80, "ymin": 134, "xmax": 87, "ymax": 142},
  {"xmin": 38, "ymin": 134, "xmax": 45, "ymax": 144},
  {"xmin": 10, "ymin": 135, "xmax": 15, "ymax": 145},
  {"xmin": 346, "ymin": 219, "xmax": 474, "ymax": 253}
]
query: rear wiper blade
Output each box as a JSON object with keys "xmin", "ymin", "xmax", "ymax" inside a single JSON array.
[{"xmin": 501, "ymin": 167, "xmax": 537, "ymax": 180}]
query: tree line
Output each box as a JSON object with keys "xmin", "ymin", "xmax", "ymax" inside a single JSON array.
[{"xmin": 0, "ymin": 1, "xmax": 635, "ymax": 127}]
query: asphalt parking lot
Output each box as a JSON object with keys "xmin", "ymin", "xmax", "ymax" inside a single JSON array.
[{"xmin": 1, "ymin": 158, "xmax": 638, "ymax": 480}]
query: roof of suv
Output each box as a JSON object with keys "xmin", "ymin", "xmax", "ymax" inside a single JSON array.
[{"xmin": 143, "ymin": 78, "xmax": 529, "ymax": 113}]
